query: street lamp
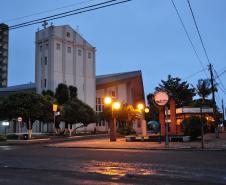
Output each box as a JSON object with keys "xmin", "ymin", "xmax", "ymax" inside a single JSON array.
[
  {"xmin": 2, "ymin": 121, "xmax": 9, "ymax": 137},
  {"xmin": 145, "ymin": 107, "xmax": 150, "ymax": 113},
  {"xmin": 52, "ymin": 104, "xmax": 58, "ymax": 134},
  {"xmin": 113, "ymin": 102, "xmax": 121, "ymax": 110},
  {"xmin": 104, "ymin": 96, "xmax": 121, "ymax": 142},
  {"xmin": 137, "ymin": 103, "xmax": 144, "ymax": 110},
  {"xmin": 136, "ymin": 103, "xmax": 149, "ymax": 136},
  {"xmin": 104, "ymin": 96, "xmax": 112, "ymax": 104}
]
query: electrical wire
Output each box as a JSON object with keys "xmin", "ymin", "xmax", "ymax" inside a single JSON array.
[
  {"xmin": 183, "ymin": 68, "xmax": 207, "ymax": 80},
  {"xmin": 170, "ymin": 0, "xmax": 208, "ymax": 77},
  {"xmin": 9, "ymin": 0, "xmax": 132, "ymax": 30},
  {"xmin": 186, "ymin": 0, "xmax": 211, "ymax": 64},
  {"xmin": 2, "ymin": 0, "xmax": 96, "ymax": 23}
]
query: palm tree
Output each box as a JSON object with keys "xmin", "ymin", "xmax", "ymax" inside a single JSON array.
[
  {"xmin": 196, "ymin": 79, "xmax": 212, "ymax": 101},
  {"xmin": 195, "ymin": 79, "xmax": 217, "ymax": 149}
]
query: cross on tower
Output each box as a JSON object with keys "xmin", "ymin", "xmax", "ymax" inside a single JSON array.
[{"xmin": 42, "ymin": 20, "xmax": 48, "ymax": 29}]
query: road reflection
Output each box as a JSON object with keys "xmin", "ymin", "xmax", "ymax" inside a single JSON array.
[
  {"xmin": 0, "ymin": 146, "xmax": 16, "ymax": 151},
  {"xmin": 83, "ymin": 161, "xmax": 156, "ymax": 178}
]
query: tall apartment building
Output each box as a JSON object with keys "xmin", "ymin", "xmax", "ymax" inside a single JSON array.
[
  {"xmin": 0, "ymin": 23, "xmax": 9, "ymax": 88},
  {"xmin": 35, "ymin": 25, "xmax": 96, "ymax": 109}
]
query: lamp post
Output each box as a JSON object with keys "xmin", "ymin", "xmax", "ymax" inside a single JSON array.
[
  {"xmin": 52, "ymin": 104, "xmax": 58, "ymax": 133},
  {"xmin": 2, "ymin": 121, "xmax": 9, "ymax": 137},
  {"xmin": 104, "ymin": 97, "xmax": 121, "ymax": 142},
  {"xmin": 137, "ymin": 103, "xmax": 149, "ymax": 136}
]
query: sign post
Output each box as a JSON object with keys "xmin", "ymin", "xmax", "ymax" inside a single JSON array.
[
  {"xmin": 17, "ymin": 117, "xmax": 22, "ymax": 133},
  {"xmin": 52, "ymin": 104, "xmax": 58, "ymax": 134},
  {"xmin": 154, "ymin": 91, "xmax": 169, "ymax": 148}
]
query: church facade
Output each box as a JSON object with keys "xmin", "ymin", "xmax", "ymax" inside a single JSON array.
[
  {"xmin": 35, "ymin": 25, "xmax": 96, "ymax": 109},
  {"xmin": 0, "ymin": 24, "xmax": 146, "ymax": 135}
]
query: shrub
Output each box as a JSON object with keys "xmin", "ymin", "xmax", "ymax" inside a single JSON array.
[{"xmin": 182, "ymin": 116, "xmax": 207, "ymax": 140}]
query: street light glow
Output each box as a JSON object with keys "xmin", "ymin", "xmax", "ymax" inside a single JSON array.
[
  {"xmin": 137, "ymin": 103, "xmax": 144, "ymax": 110},
  {"xmin": 145, "ymin": 107, "xmax": 150, "ymax": 113},
  {"xmin": 104, "ymin": 96, "xmax": 112, "ymax": 104},
  {"xmin": 2, "ymin": 121, "xmax": 9, "ymax": 126},
  {"xmin": 113, "ymin": 102, "xmax": 121, "ymax": 110}
]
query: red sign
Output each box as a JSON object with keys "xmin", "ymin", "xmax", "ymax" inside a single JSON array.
[{"xmin": 154, "ymin": 91, "xmax": 169, "ymax": 106}]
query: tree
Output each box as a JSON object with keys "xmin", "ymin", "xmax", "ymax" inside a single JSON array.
[
  {"xmin": 69, "ymin": 86, "xmax": 78, "ymax": 99},
  {"xmin": 146, "ymin": 93, "xmax": 159, "ymax": 121},
  {"xmin": 1, "ymin": 92, "xmax": 45, "ymax": 139},
  {"xmin": 42, "ymin": 90, "xmax": 54, "ymax": 97},
  {"xmin": 196, "ymin": 79, "xmax": 212, "ymax": 100},
  {"xmin": 156, "ymin": 75, "xmax": 195, "ymax": 107},
  {"xmin": 61, "ymin": 99, "xmax": 97, "ymax": 136},
  {"xmin": 182, "ymin": 116, "xmax": 207, "ymax": 140},
  {"xmin": 55, "ymin": 83, "xmax": 69, "ymax": 105}
]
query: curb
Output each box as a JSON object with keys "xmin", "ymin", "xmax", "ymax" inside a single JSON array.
[{"xmin": 45, "ymin": 145, "xmax": 226, "ymax": 152}]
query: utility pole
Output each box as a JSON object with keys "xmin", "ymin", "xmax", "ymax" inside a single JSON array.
[
  {"xmin": 222, "ymin": 99, "xmax": 225, "ymax": 122},
  {"xmin": 208, "ymin": 63, "xmax": 219, "ymax": 138}
]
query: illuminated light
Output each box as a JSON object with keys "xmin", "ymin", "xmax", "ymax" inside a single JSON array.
[
  {"xmin": 2, "ymin": 121, "xmax": 9, "ymax": 126},
  {"xmin": 144, "ymin": 108, "xmax": 150, "ymax": 113},
  {"xmin": 137, "ymin": 103, "xmax": 144, "ymax": 110},
  {"xmin": 113, "ymin": 102, "xmax": 121, "ymax": 110},
  {"xmin": 104, "ymin": 97, "xmax": 112, "ymax": 105},
  {"xmin": 53, "ymin": 104, "xmax": 58, "ymax": 112}
]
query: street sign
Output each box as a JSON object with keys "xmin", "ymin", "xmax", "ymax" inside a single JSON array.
[
  {"xmin": 54, "ymin": 111, "xmax": 60, "ymax": 116},
  {"xmin": 154, "ymin": 91, "xmax": 169, "ymax": 106},
  {"xmin": 17, "ymin": 117, "xmax": 22, "ymax": 122}
]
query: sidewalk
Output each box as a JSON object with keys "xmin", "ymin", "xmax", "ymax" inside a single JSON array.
[{"xmin": 47, "ymin": 132, "xmax": 226, "ymax": 151}]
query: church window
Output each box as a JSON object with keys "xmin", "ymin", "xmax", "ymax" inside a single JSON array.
[
  {"xmin": 88, "ymin": 52, "xmax": 92, "ymax": 59},
  {"xmin": 44, "ymin": 57, "xmax": 48, "ymax": 65},
  {"xmin": 78, "ymin": 49, "xmax": 82, "ymax": 56},
  {"xmin": 44, "ymin": 79, "xmax": 47, "ymax": 88},
  {"xmin": 96, "ymin": 97, "xmax": 104, "ymax": 112},
  {"xmin": 66, "ymin": 32, "xmax": 70, "ymax": 37},
  {"xmin": 67, "ymin": 47, "xmax": 71, "ymax": 53},
  {"xmin": 56, "ymin": 43, "xmax": 61, "ymax": 50}
]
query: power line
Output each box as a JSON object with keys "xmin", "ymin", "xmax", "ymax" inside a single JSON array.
[
  {"xmin": 186, "ymin": 0, "xmax": 211, "ymax": 64},
  {"xmin": 2, "ymin": 0, "xmax": 95, "ymax": 23},
  {"xmin": 183, "ymin": 68, "xmax": 207, "ymax": 80},
  {"xmin": 170, "ymin": 0, "xmax": 208, "ymax": 77},
  {"xmin": 213, "ymin": 67, "xmax": 226, "ymax": 95},
  {"xmin": 9, "ymin": 0, "xmax": 132, "ymax": 30}
]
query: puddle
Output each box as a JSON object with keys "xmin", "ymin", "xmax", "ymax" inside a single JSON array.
[{"xmin": 82, "ymin": 161, "xmax": 156, "ymax": 177}]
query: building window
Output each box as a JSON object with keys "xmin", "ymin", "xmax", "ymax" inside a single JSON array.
[
  {"xmin": 96, "ymin": 97, "xmax": 104, "ymax": 112},
  {"xmin": 67, "ymin": 47, "xmax": 71, "ymax": 53},
  {"xmin": 39, "ymin": 45, "xmax": 42, "ymax": 51},
  {"xmin": 44, "ymin": 79, "xmax": 47, "ymax": 88},
  {"xmin": 45, "ymin": 43, "xmax": 48, "ymax": 48},
  {"xmin": 44, "ymin": 57, "xmax": 48, "ymax": 65},
  {"xmin": 66, "ymin": 32, "xmax": 70, "ymax": 37},
  {"xmin": 111, "ymin": 91, "xmax": 116, "ymax": 97},
  {"xmin": 78, "ymin": 49, "xmax": 82, "ymax": 56},
  {"xmin": 56, "ymin": 43, "xmax": 61, "ymax": 50},
  {"xmin": 88, "ymin": 52, "xmax": 92, "ymax": 59}
]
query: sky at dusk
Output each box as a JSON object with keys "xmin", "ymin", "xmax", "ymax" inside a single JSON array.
[{"xmin": 1, "ymin": 0, "xmax": 226, "ymax": 108}]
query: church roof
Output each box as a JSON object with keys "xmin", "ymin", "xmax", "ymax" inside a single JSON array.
[
  {"xmin": 0, "ymin": 83, "xmax": 36, "ymax": 92},
  {"xmin": 0, "ymin": 71, "xmax": 143, "ymax": 93},
  {"xmin": 96, "ymin": 70, "xmax": 142, "ymax": 85}
]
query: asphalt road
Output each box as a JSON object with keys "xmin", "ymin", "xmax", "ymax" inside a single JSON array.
[{"xmin": 0, "ymin": 142, "xmax": 226, "ymax": 185}]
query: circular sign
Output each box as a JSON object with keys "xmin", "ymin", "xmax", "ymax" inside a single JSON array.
[
  {"xmin": 154, "ymin": 91, "xmax": 169, "ymax": 106},
  {"xmin": 17, "ymin": 117, "xmax": 22, "ymax": 122}
]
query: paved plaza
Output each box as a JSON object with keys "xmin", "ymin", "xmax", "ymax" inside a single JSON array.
[{"xmin": 47, "ymin": 132, "xmax": 226, "ymax": 150}]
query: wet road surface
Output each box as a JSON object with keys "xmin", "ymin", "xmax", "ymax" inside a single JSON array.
[{"xmin": 0, "ymin": 144, "xmax": 226, "ymax": 184}]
